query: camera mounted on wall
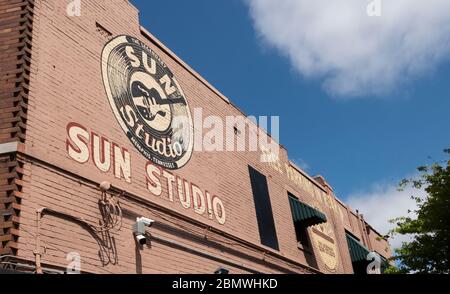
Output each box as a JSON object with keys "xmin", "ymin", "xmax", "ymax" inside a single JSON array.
[{"xmin": 132, "ymin": 217, "xmax": 155, "ymax": 245}]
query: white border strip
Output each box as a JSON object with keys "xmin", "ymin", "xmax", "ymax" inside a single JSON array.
[{"xmin": 0, "ymin": 142, "xmax": 18, "ymax": 155}]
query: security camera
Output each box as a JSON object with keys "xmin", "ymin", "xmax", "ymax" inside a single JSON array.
[
  {"xmin": 132, "ymin": 217, "xmax": 155, "ymax": 245},
  {"xmin": 137, "ymin": 217, "xmax": 154, "ymax": 227},
  {"xmin": 135, "ymin": 234, "xmax": 147, "ymax": 245}
]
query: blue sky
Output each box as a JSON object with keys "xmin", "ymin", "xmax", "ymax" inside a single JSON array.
[{"xmin": 130, "ymin": 0, "xmax": 450, "ymax": 237}]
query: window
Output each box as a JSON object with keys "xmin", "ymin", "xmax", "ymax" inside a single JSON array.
[
  {"xmin": 288, "ymin": 194, "xmax": 311, "ymax": 249},
  {"xmin": 288, "ymin": 193, "xmax": 327, "ymax": 250},
  {"xmin": 294, "ymin": 221, "xmax": 311, "ymax": 249},
  {"xmin": 345, "ymin": 232, "xmax": 390, "ymax": 274},
  {"xmin": 345, "ymin": 231, "xmax": 371, "ymax": 274},
  {"xmin": 248, "ymin": 166, "xmax": 279, "ymax": 251}
]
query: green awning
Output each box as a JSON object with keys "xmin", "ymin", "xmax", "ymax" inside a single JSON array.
[
  {"xmin": 346, "ymin": 233, "xmax": 370, "ymax": 262},
  {"xmin": 288, "ymin": 196, "xmax": 327, "ymax": 227}
]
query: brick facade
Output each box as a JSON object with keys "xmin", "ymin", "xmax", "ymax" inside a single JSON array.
[{"xmin": 0, "ymin": 0, "xmax": 391, "ymax": 274}]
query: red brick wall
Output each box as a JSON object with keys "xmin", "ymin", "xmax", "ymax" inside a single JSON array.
[
  {"xmin": 0, "ymin": 0, "xmax": 34, "ymax": 257},
  {"xmin": 0, "ymin": 0, "xmax": 391, "ymax": 273}
]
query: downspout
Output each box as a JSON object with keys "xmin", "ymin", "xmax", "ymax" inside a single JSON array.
[
  {"xmin": 360, "ymin": 214, "xmax": 373, "ymax": 250},
  {"xmin": 33, "ymin": 207, "xmax": 45, "ymax": 274},
  {"xmin": 356, "ymin": 211, "xmax": 370, "ymax": 249}
]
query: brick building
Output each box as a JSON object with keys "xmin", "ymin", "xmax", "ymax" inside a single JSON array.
[{"xmin": 0, "ymin": 0, "xmax": 391, "ymax": 274}]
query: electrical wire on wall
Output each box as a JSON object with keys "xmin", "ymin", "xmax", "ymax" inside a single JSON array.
[
  {"xmin": 32, "ymin": 184, "xmax": 124, "ymax": 274},
  {"xmin": 9, "ymin": 225, "xmax": 116, "ymax": 274},
  {"xmin": 140, "ymin": 202, "xmax": 313, "ymax": 273},
  {"xmin": 97, "ymin": 188, "xmax": 123, "ymax": 232},
  {"xmin": 19, "ymin": 156, "xmax": 317, "ymax": 274}
]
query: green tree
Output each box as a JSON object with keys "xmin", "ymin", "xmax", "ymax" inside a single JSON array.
[{"xmin": 388, "ymin": 149, "xmax": 450, "ymax": 274}]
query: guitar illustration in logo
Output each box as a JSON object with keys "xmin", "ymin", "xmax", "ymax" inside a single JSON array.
[
  {"xmin": 130, "ymin": 73, "xmax": 187, "ymax": 132},
  {"xmin": 102, "ymin": 35, "xmax": 194, "ymax": 170},
  {"xmin": 132, "ymin": 81, "xmax": 168, "ymax": 122}
]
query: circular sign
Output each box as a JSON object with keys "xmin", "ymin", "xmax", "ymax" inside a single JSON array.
[{"xmin": 101, "ymin": 35, "xmax": 193, "ymax": 170}]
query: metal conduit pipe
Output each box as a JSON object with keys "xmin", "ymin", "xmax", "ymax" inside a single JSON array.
[
  {"xmin": 34, "ymin": 208, "xmax": 44, "ymax": 274},
  {"xmin": 0, "ymin": 261, "xmax": 64, "ymax": 274},
  {"xmin": 150, "ymin": 234, "xmax": 262, "ymax": 274},
  {"xmin": 20, "ymin": 153, "xmax": 320, "ymax": 274}
]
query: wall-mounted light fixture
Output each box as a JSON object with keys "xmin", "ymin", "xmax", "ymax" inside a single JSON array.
[
  {"xmin": 99, "ymin": 181, "xmax": 111, "ymax": 192},
  {"xmin": 214, "ymin": 267, "xmax": 229, "ymax": 274}
]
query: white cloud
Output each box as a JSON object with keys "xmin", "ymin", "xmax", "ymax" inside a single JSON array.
[
  {"xmin": 292, "ymin": 157, "xmax": 310, "ymax": 171},
  {"xmin": 246, "ymin": 0, "xmax": 450, "ymax": 97},
  {"xmin": 346, "ymin": 182, "xmax": 424, "ymax": 250}
]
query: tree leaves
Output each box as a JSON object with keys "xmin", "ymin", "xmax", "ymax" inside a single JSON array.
[{"xmin": 388, "ymin": 149, "xmax": 450, "ymax": 274}]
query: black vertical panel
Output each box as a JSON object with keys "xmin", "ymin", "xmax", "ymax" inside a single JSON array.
[{"xmin": 248, "ymin": 166, "xmax": 279, "ymax": 251}]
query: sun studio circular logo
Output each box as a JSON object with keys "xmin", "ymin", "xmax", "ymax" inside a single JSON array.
[{"xmin": 101, "ymin": 35, "xmax": 193, "ymax": 170}]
